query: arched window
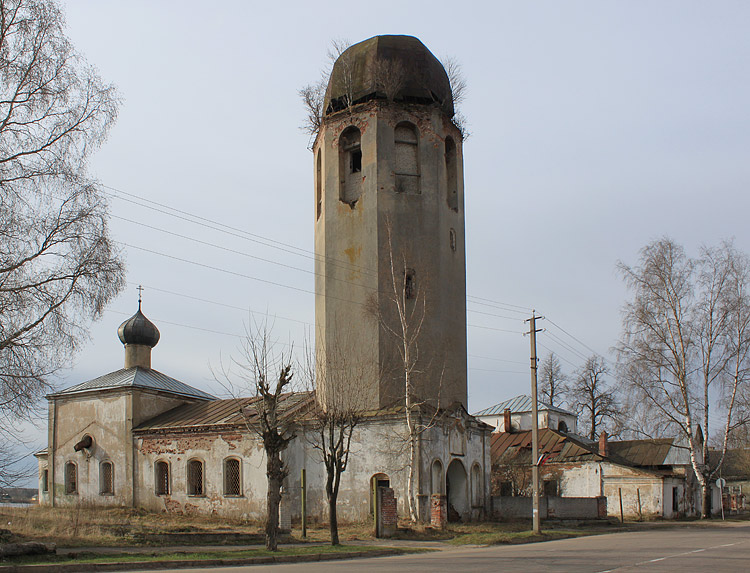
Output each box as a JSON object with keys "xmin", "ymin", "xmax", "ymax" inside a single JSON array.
[
  {"xmin": 316, "ymin": 150, "xmax": 322, "ymax": 220},
  {"xmin": 187, "ymin": 459, "xmax": 205, "ymax": 496},
  {"xmin": 471, "ymin": 463, "xmax": 483, "ymax": 507},
  {"xmin": 558, "ymin": 420, "xmax": 569, "ymax": 433},
  {"xmin": 100, "ymin": 461, "xmax": 114, "ymax": 495},
  {"xmin": 41, "ymin": 469, "xmax": 48, "ymax": 493},
  {"xmin": 395, "ymin": 122, "xmax": 419, "ymax": 194},
  {"xmin": 155, "ymin": 461, "xmax": 170, "ymax": 496},
  {"xmin": 445, "ymin": 136, "xmax": 458, "ymax": 211},
  {"xmin": 224, "ymin": 458, "xmax": 241, "ymax": 496},
  {"xmin": 431, "ymin": 459, "xmax": 444, "ymax": 495},
  {"xmin": 64, "ymin": 461, "xmax": 77, "ymax": 494},
  {"xmin": 339, "ymin": 126, "xmax": 362, "ymax": 207}
]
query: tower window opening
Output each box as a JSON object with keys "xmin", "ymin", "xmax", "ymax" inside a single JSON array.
[
  {"xmin": 351, "ymin": 148, "xmax": 362, "ymax": 173},
  {"xmin": 339, "ymin": 126, "xmax": 362, "ymax": 207},
  {"xmin": 394, "ymin": 122, "xmax": 420, "ymax": 194},
  {"xmin": 445, "ymin": 136, "xmax": 458, "ymax": 211},
  {"xmin": 316, "ymin": 150, "xmax": 322, "ymax": 220},
  {"xmin": 449, "ymin": 228, "xmax": 457, "ymax": 252},
  {"xmin": 404, "ymin": 268, "xmax": 416, "ymax": 300},
  {"xmin": 41, "ymin": 469, "xmax": 48, "ymax": 493}
]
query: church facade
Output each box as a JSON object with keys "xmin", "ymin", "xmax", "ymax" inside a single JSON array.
[{"xmin": 36, "ymin": 35, "xmax": 492, "ymax": 523}]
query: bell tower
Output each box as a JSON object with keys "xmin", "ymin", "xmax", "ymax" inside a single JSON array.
[{"xmin": 314, "ymin": 35, "xmax": 467, "ymax": 410}]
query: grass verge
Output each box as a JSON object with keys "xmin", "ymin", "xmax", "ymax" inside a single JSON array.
[{"xmin": 1, "ymin": 544, "xmax": 430, "ymax": 567}]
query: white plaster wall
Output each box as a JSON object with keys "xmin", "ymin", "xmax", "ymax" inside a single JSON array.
[{"xmin": 560, "ymin": 463, "xmax": 601, "ymax": 497}]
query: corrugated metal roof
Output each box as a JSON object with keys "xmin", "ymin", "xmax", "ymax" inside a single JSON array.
[
  {"xmin": 474, "ymin": 394, "xmax": 574, "ymax": 417},
  {"xmin": 491, "ymin": 428, "xmax": 603, "ymax": 465},
  {"xmin": 608, "ymin": 439, "xmax": 674, "ymax": 467},
  {"xmin": 50, "ymin": 367, "xmax": 215, "ymax": 401},
  {"xmin": 135, "ymin": 391, "xmax": 315, "ymax": 432}
]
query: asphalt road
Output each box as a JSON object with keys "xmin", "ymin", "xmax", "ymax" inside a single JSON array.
[{"xmin": 130, "ymin": 522, "xmax": 750, "ymax": 573}]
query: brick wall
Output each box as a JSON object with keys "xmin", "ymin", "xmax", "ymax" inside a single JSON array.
[
  {"xmin": 431, "ymin": 494, "xmax": 447, "ymax": 529},
  {"xmin": 376, "ymin": 487, "xmax": 397, "ymax": 538}
]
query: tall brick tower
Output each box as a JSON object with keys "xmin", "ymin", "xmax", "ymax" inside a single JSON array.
[{"xmin": 314, "ymin": 35, "xmax": 467, "ymax": 410}]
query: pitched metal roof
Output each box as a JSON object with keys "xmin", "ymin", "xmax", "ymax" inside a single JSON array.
[
  {"xmin": 50, "ymin": 367, "xmax": 215, "ymax": 401},
  {"xmin": 134, "ymin": 391, "xmax": 315, "ymax": 432},
  {"xmin": 474, "ymin": 394, "xmax": 575, "ymax": 417},
  {"xmin": 491, "ymin": 428, "xmax": 603, "ymax": 465},
  {"xmin": 608, "ymin": 439, "xmax": 675, "ymax": 467}
]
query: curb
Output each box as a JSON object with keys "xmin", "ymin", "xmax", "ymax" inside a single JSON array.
[{"xmin": 0, "ymin": 548, "xmax": 402, "ymax": 572}]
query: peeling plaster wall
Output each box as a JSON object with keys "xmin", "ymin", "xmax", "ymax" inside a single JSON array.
[{"xmin": 135, "ymin": 431, "xmax": 268, "ymax": 519}]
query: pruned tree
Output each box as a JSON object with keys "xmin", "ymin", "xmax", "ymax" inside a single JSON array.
[
  {"xmin": 539, "ymin": 352, "xmax": 567, "ymax": 408},
  {"xmin": 617, "ymin": 238, "xmax": 750, "ymax": 517},
  {"xmin": 216, "ymin": 323, "xmax": 301, "ymax": 551},
  {"xmin": 568, "ymin": 355, "xmax": 619, "ymax": 440},
  {"xmin": 0, "ymin": 0, "xmax": 124, "ymax": 483}
]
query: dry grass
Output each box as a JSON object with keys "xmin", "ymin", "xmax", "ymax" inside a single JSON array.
[{"xmin": 0, "ymin": 506, "xmax": 263, "ymax": 547}]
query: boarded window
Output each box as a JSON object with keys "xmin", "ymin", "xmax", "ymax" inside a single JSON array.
[
  {"xmin": 41, "ymin": 469, "xmax": 48, "ymax": 493},
  {"xmin": 395, "ymin": 123, "xmax": 419, "ymax": 194},
  {"xmin": 100, "ymin": 461, "xmax": 114, "ymax": 495},
  {"xmin": 316, "ymin": 150, "xmax": 322, "ymax": 220},
  {"xmin": 445, "ymin": 136, "xmax": 458, "ymax": 210},
  {"xmin": 339, "ymin": 127, "xmax": 362, "ymax": 207},
  {"xmin": 187, "ymin": 460, "xmax": 204, "ymax": 496},
  {"xmin": 224, "ymin": 458, "xmax": 241, "ymax": 496},
  {"xmin": 65, "ymin": 462, "xmax": 77, "ymax": 494},
  {"xmin": 155, "ymin": 461, "xmax": 169, "ymax": 495}
]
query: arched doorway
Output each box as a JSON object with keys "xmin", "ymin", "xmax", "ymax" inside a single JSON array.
[
  {"xmin": 369, "ymin": 473, "xmax": 390, "ymax": 515},
  {"xmin": 446, "ymin": 459, "xmax": 468, "ymax": 521}
]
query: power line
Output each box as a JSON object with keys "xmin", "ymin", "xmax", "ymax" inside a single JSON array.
[{"xmin": 545, "ymin": 317, "xmax": 602, "ymax": 357}]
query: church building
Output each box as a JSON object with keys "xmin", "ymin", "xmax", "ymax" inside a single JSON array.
[{"xmin": 36, "ymin": 35, "xmax": 492, "ymax": 524}]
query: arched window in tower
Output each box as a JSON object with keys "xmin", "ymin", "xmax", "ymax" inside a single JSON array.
[
  {"xmin": 339, "ymin": 126, "xmax": 362, "ymax": 208},
  {"xmin": 394, "ymin": 122, "xmax": 420, "ymax": 194},
  {"xmin": 445, "ymin": 136, "xmax": 458, "ymax": 211},
  {"xmin": 316, "ymin": 150, "xmax": 322, "ymax": 220}
]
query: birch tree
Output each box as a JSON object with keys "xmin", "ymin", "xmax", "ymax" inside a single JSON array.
[
  {"xmin": 0, "ymin": 0, "xmax": 124, "ymax": 482},
  {"xmin": 617, "ymin": 238, "xmax": 750, "ymax": 517}
]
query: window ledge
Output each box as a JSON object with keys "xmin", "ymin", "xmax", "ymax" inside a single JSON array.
[{"xmin": 223, "ymin": 494, "xmax": 244, "ymax": 498}]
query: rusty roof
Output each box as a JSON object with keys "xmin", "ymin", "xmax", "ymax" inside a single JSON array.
[
  {"xmin": 134, "ymin": 391, "xmax": 315, "ymax": 433},
  {"xmin": 608, "ymin": 438, "xmax": 674, "ymax": 467},
  {"xmin": 491, "ymin": 428, "xmax": 604, "ymax": 466}
]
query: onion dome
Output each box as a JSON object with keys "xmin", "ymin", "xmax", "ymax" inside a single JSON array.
[
  {"xmin": 324, "ymin": 35, "xmax": 453, "ymax": 117},
  {"xmin": 117, "ymin": 303, "xmax": 160, "ymax": 348}
]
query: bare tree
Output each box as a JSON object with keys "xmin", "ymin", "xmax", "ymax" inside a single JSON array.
[
  {"xmin": 440, "ymin": 56, "xmax": 470, "ymax": 140},
  {"xmin": 568, "ymin": 355, "xmax": 619, "ymax": 440},
  {"xmin": 0, "ymin": 0, "xmax": 124, "ymax": 482},
  {"xmin": 303, "ymin": 337, "xmax": 370, "ymax": 545},
  {"xmin": 617, "ymin": 238, "xmax": 750, "ymax": 517},
  {"xmin": 217, "ymin": 323, "xmax": 302, "ymax": 551},
  {"xmin": 539, "ymin": 352, "xmax": 567, "ymax": 407}
]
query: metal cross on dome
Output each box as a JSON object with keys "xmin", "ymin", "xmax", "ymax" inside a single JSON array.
[{"xmin": 137, "ymin": 285, "xmax": 144, "ymax": 309}]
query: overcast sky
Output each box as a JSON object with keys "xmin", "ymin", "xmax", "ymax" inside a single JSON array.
[{"xmin": 16, "ymin": 0, "xmax": 750, "ymax": 474}]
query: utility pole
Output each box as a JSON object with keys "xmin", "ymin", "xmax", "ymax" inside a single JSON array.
[{"xmin": 526, "ymin": 311, "xmax": 543, "ymax": 535}]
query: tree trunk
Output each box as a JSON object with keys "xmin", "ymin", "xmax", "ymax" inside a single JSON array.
[
  {"xmin": 265, "ymin": 449, "xmax": 284, "ymax": 551},
  {"xmin": 702, "ymin": 481, "xmax": 712, "ymax": 519},
  {"xmin": 329, "ymin": 493, "xmax": 340, "ymax": 545}
]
